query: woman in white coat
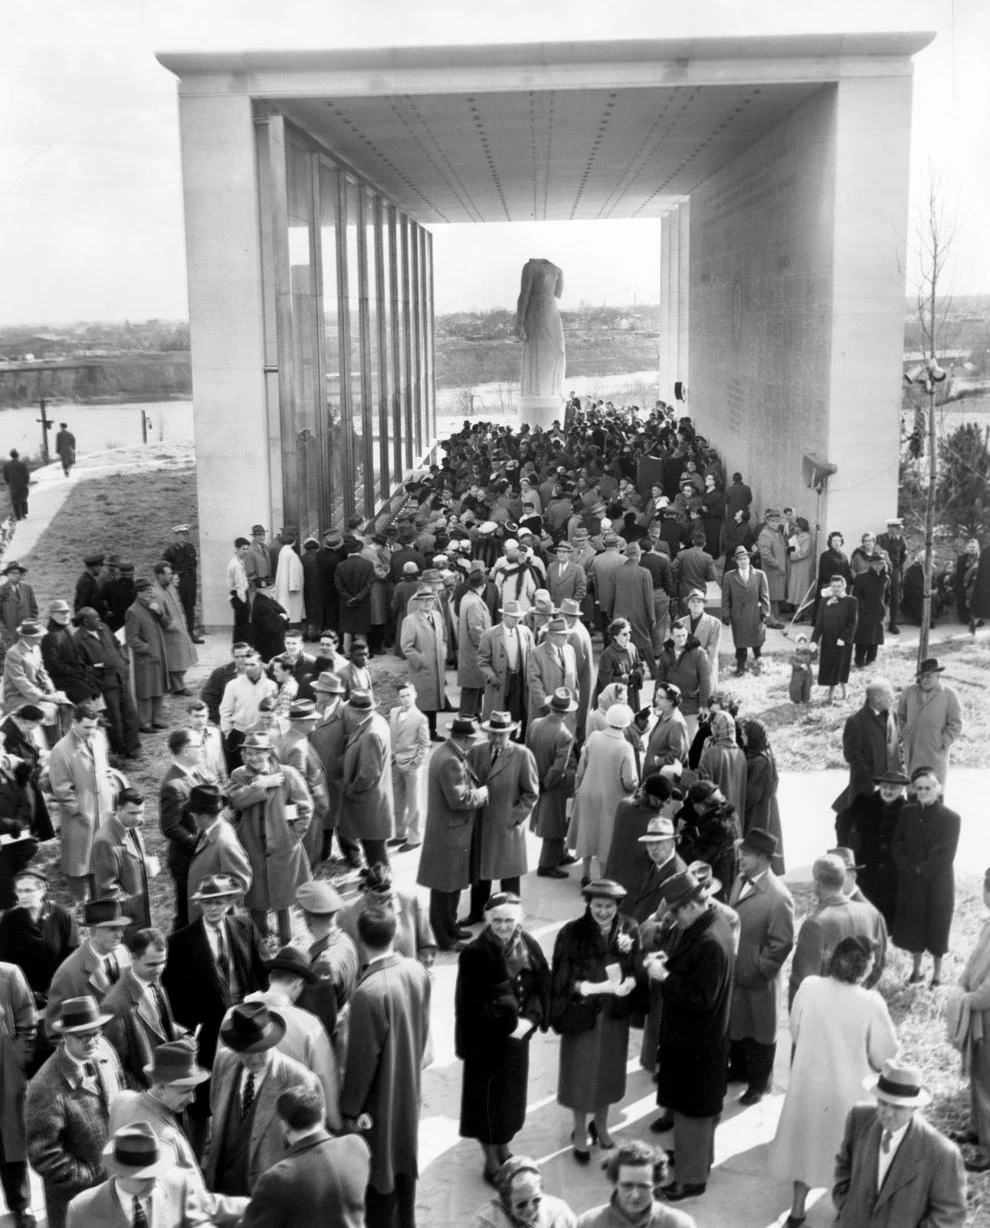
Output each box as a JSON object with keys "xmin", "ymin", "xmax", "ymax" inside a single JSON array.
[{"xmin": 567, "ymin": 703, "xmax": 638, "ymax": 887}]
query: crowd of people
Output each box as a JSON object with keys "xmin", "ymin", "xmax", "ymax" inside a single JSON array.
[{"xmin": 0, "ymin": 402, "xmax": 980, "ymax": 1228}]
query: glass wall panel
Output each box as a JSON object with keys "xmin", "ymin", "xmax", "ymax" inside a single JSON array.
[
  {"xmin": 343, "ymin": 175, "xmax": 365, "ymax": 516},
  {"xmin": 377, "ymin": 202, "xmax": 393, "ymax": 497},
  {"xmin": 417, "ymin": 225, "xmax": 429, "ymax": 458},
  {"xmin": 400, "ymin": 215, "xmax": 413, "ymax": 468},
  {"xmin": 424, "ymin": 230, "xmax": 436, "ymax": 443},
  {"xmin": 319, "ymin": 160, "xmax": 345, "ymax": 531},
  {"xmin": 410, "ymin": 225, "xmax": 423, "ymax": 459},
  {"xmin": 364, "ymin": 190, "xmax": 382, "ymax": 505}
]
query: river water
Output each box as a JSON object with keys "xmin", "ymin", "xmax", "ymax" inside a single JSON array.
[{"xmin": 2, "ymin": 389, "xmax": 987, "ymax": 466}]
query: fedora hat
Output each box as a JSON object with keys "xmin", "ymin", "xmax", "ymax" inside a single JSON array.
[
  {"xmin": 532, "ymin": 592, "xmax": 556, "ymax": 616},
  {"xmin": 917, "ymin": 657, "xmax": 945, "ymax": 676},
  {"xmin": 288, "ymin": 699, "xmax": 319, "ymax": 721},
  {"xmin": 733, "ymin": 545, "xmax": 750, "ymax": 559},
  {"xmin": 572, "ymin": 527, "xmax": 590, "ymax": 541},
  {"xmin": 581, "ymin": 879, "xmax": 627, "ymax": 902},
  {"xmin": 52, "ymin": 995, "xmax": 112, "ymax": 1034},
  {"xmin": 1, "ymin": 561, "xmax": 26, "ymax": 575},
  {"xmin": 554, "ymin": 540, "xmax": 573, "ymax": 552},
  {"xmin": 558, "ymin": 598, "xmax": 581, "ymax": 618},
  {"xmin": 873, "ymin": 770, "xmax": 910, "ymax": 786},
  {"xmin": 548, "ymin": 687, "xmax": 578, "ymax": 714},
  {"xmin": 220, "ymin": 1002, "xmax": 286, "ymax": 1053},
  {"xmin": 739, "ymin": 827, "xmax": 778, "ymax": 858},
  {"xmin": 189, "ymin": 874, "xmax": 240, "ymax": 902},
  {"xmin": 241, "ymin": 731, "xmax": 272, "ymax": 751},
  {"xmin": 865, "ymin": 1059, "xmax": 931, "ymax": 1107},
  {"xmin": 295, "ymin": 879, "xmax": 344, "ymax": 914},
  {"xmin": 186, "ymin": 783, "xmax": 226, "ymax": 815},
  {"xmin": 16, "ymin": 619, "xmax": 44, "ymax": 638},
  {"xmin": 83, "ymin": 898, "xmax": 127, "ymax": 929},
  {"xmin": 546, "ymin": 616, "xmax": 568, "ymax": 635},
  {"xmin": 144, "ymin": 1037, "xmax": 210, "ymax": 1087},
  {"xmin": 638, "ymin": 815, "xmax": 676, "ymax": 842},
  {"xmin": 83, "ymin": 553, "xmax": 106, "ymax": 567},
  {"xmin": 450, "ymin": 715, "xmax": 479, "ymax": 738},
  {"xmin": 827, "ymin": 846, "xmax": 866, "ymax": 871},
  {"xmin": 658, "ymin": 869, "xmax": 706, "ymax": 911},
  {"xmin": 499, "ymin": 599, "xmax": 523, "ymax": 617},
  {"xmin": 313, "ymin": 671, "xmax": 345, "ymax": 695},
  {"xmin": 346, "ymin": 689, "xmax": 375, "ymax": 711},
  {"xmin": 266, "ymin": 945, "xmax": 318, "ymax": 984},
  {"xmin": 686, "ymin": 860, "xmax": 722, "ymax": 897},
  {"xmin": 102, "ymin": 1122, "xmax": 171, "ymax": 1179},
  {"xmin": 481, "ymin": 710, "xmax": 519, "ymax": 734}
]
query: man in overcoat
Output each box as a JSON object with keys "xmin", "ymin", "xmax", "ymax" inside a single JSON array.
[
  {"xmin": 558, "ymin": 597, "xmax": 593, "ymax": 741},
  {"xmin": 0, "ymin": 959, "xmax": 36, "ymax": 1228},
  {"xmin": 48, "ymin": 702, "xmax": 118, "ymax": 903},
  {"xmin": 832, "ymin": 1059, "xmax": 966, "ymax": 1227},
  {"xmin": 44, "ymin": 898, "xmax": 131, "ymax": 1040},
  {"xmin": 832, "ymin": 678, "xmax": 902, "ymax": 813},
  {"xmin": 340, "ymin": 907, "xmax": 430, "ymax": 1228},
  {"xmin": 153, "ymin": 561, "xmax": 198, "ymax": 695},
  {"xmin": 611, "ymin": 543, "xmax": 657, "ymax": 674},
  {"xmin": 727, "ymin": 827, "xmax": 794, "ymax": 1105},
  {"xmin": 74, "ymin": 605, "xmax": 141, "ymax": 758},
  {"xmin": 228, "ymin": 730, "xmax": 312, "ymax": 945},
  {"xmin": 457, "ymin": 571, "xmax": 493, "ymax": 718},
  {"xmin": 417, "ymin": 716, "xmax": 489, "ymax": 951},
  {"xmin": 310, "ymin": 670, "xmax": 360, "ymax": 868},
  {"xmin": 683, "ymin": 589, "xmax": 722, "ymax": 692},
  {"xmin": 896, "ymin": 657, "xmax": 963, "ymax": 788},
  {"xmin": 205, "ymin": 1002, "xmax": 323, "ymax": 1197},
  {"xmin": 339, "ymin": 690, "xmax": 394, "ymax": 869},
  {"xmin": 400, "ymin": 587, "xmax": 449, "ymax": 740},
  {"xmin": 649, "ymin": 868, "xmax": 735, "ymax": 1201},
  {"xmin": 756, "ymin": 510, "xmax": 787, "ymax": 623},
  {"xmin": 655, "ymin": 622, "xmax": 712, "ymax": 740},
  {"xmin": 26, "ymin": 995, "xmax": 124, "ymax": 1228},
  {"xmin": 464, "ymin": 712, "xmax": 539, "ymax": 920},
  {"xmin": 0, "ymin": 562, "xmax": 38, "ymax": 636},
  {"xmin": 186, "ymin": 783, "xmax": 253, "ymax": 920},
  {"xmin": 526, "ymin": 688, "xmax": 577, "ymax": 877},
  {"xmin": 477, "ymin": 598, "xmax": 532, "ymax": 727},
  {"xmin": 526, "ymin": 618, "xmax": 579, "ymax": 732},
  {"xmin": 90, "ymin": 787, "xmax": 152, "ymax": 940},
  {"xmin": 163, "ymin": 875, "xmax": 269, "ymax": 1157},
  {"xmin": 547, "ymin": 539, "xmax": 587, "ymax": 608},
  {"xmin": 721, "ymin": 547, "xmax": 770, "ymax": 676},
  {"xmin": 101, "ymin": 927, "xmax": 180, "ymax": 1089},
  {"xmin": 124, "ymin": 579, "xmax": 171, "ymax": 731},
  {"xmin": 238, "ymin": 1085, "xmax": 369, "ymax": 1228}
]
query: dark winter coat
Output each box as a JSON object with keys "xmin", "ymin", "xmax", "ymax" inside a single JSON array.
[
  {"xmin": 811, "ymin": 595, "xmax": 857, "ymax": 686},
  {"xmin": 721, "ymin": 566, "xmax": 769, "ymax": 648},
  {"xmin": 549, "ymin": 910, "xmax": 643, "ymax": 1036},
  {"xmin": 333, "ymin": 555, "xmax": 375, "ymax": 635},
  {"xmin": 656, "ymin": 905, "xmax": 735, "ymax": 1119},
  {"xmin": 655, "ymin": 634, "xmax": 712, "ymax": 716},
  {"xmin": 852, "ymin": 569, "xmax": 889, "ymax": 647},
  {"xmin": 892, "ymin": 800, "xmax": 960, "ymax": 957},
  {"xmin": 41, "ymin": 623, "xmax": 99, "ymax": 703}
]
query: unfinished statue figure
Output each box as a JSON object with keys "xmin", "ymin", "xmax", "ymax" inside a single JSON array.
[{"xmin": 516, "ymin": 258, "xmax": 565, "ymax": 399}]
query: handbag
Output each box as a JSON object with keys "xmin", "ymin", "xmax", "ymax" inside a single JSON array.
[{"xmin": 550, "ymin": 994, "xmax": 599, "ymax": 1036}]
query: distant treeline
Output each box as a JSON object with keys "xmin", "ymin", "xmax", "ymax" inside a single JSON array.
[{"xmin": 0, "ymin": 353, "xmax": 192, "ymax": 408}]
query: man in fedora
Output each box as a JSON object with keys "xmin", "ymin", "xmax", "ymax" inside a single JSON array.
[
  {"xmin": 310, "ymin": 670, "xmax": 361, "ymax": 870},
  {"xmin": 478, "ymin": 598, "xmax": 533, "ymax": 730},
  {"xmin": 526, "ymin": 617, "xmax": 579, "ymax": 733},
  {"xmin": 788, "ymin": 853, "xmax": 887, "ymax": 1006},
  {"xmin": 101, "ymin": 926, "xmax": 179, "ymax": 1090},
  {"xmin": 293, "ymin": 880, "xmax": 355, "ymax": 1046},
  {"xmin": 835, "ymin": 771, "xmax": 909, "ymax": 927},
  {"xmin": 647, "ymin": 868, "xmax": 735, "ymax": 1202},
  {"xmin": 833, "ymin": 1058, "xmax": 966, "ymax": 1226},
  {"xmin": 0, "ymin": 562, "xmax": 37, "ymax": 636},
  {"xmin": 234, "ymin": 947, "xmax": 339, "ymax": 1127},
  {"xmin": 619, "ymin": 799, "xmax": 687, "ymax": 924},
  {"xmin": 547, "ymin": 538, "xmax": 587, "ymax": 610},
  {"xmin": 400, "ymin": 587, "xmax": 448, "ymax": 741},
  {"xmin": 205, "ymin": 1002, "xmax": 322, "ymax": 1197},
  {"xmin": 164, "ymin": 875, "xmax": 269, "ymax": 1157},
  {"xmin": 877, "ymin": 517, "xmax": 908, "ymax": 634},
  {"xmin": 457, "ymin": 570, "xmax": 493, "ymax": 718},
  {"xmin": 67, "ymin": 1119, "xmax": 210, "ymax": 1227},
  {"xmin": 185, "ymin": 784, "xmax": 251, "ymax": 921},
  {"xmin": 74, "ymin": 604, "xmax": 142, "ymax": 760},
  {"xmin": 237, "ymin": 1085, "xmax": 369, "ymax": 1228},
  {"xmin": 832, "ymin": 678, "xmax": 902, "ymax": 816},
  {"xmin": 417, "ymin": 716, "xmax": 489, "ymax": 951},
  {"xmin": 110, "ymin": 1037, "xmax": 248, "ymax": 1225},
  {"xmin": 74, "ymin": 554, "xmax": 107, "ymax": 619},
  {"xmin": 159, "ymin": 728, "xmax": 211, "ymax": 931},
  {"xmin": 463, "ymin": 711, "xmax": 539, "ymax": 921},
  {"xmin": 91, "ymin": 787, "xmax": 153, "ymax": 942},
  {"xmin": 228, "ymin": 730, "xmax": 312, "ymax": 945},
  {"xmin": 1, "ymin": 618, "xmax": 67, "ymax": 716},
  {"xmin": 897, "ymin": 657, "xmax": 963, "ymax": 788},
  {"xmin": 26, "ymin": 995, "xmax": 124, "ymax": 1228},
  {"xmin": 526, "ymin": 687, "xmax": 578, "ymax": 878},
  {"xmin": 339, "ymin": 690, "xmax": 394, "ymax": 872},
  {"xmin": 45, "ymin": 899, "xmax": 131, "ymax": 1039},
  {"xmin": 727, "ymin": 827, "xmax": 794, "ymax": 1106},
  {"xmin": 244, "ymin": 525, "xmax": 273, "ymax": 597},
  {"xmin": 341, "ymin": 907, "xmax": 430, "ymax": 1228},
  {"xmin": 270, "ymin": 700, "xmax": 329, "ymax": 870}
]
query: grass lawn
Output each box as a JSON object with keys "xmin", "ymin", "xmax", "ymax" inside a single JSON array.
[{"xmin": 14, "ymin": 461, "xmax": 990, "ymax": 1222}]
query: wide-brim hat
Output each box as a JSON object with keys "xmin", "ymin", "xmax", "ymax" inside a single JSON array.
[
  {"xmin": 865, "ymin": 1060, "xmax": 931, "ymax": 1107},
  {"xmin": 187, "ymin": 784, "xmax": 226, "ymax": 815},
  {"xmin": 827, "ymin": 846, "xmax": 866, "ymax": 871},
  {"xmin": 190, "ymin": 874, "xmax": 240, "ymax": 901},
  {"xmin": 144, "ymin": 1037, "xmax": 211, "ymax": 1087},
  {"xmin": 288, "ymin": 700, "xmax": 319, "ymax": 721},
  {"xmin": 548, "ymin": 686, "xmax": 578, "ymax": 714},
  {"xmin": 102, "ymin": 1122, "xmax": 171, "ymax": 1179},
  {"xmin": 1, "ymin": 561, "xmax": 26, "ymax": 575},
  {"xmin": 52, "ymin": 995, "xmax": 113, "ymax": 1034},
  {"xmin": 546, "ymin": 616, "xmax": 568, "ymax": 635},
  {"xmin": 313, "ymin": 671, "xmax": 345, "ymax": 694},
  {"xmin": 739, "ymin": 827, "xmax": 778, "ymax": 858},
  {"xmin": 450, "ymin": 715, "xmax": 479, "ymax": 738},
  {"xmin": 581, "ymin": 879, "xmax": 627, "ymax": 902},
  {"xmin": 686, "ymin": 860, "xmax": 722, "ymax": 896},
  {"xmin": 241, "ymin": 731, "xmax": 272, "ymax": 751},
  {"xmin": 83, "ymin": 897, "xmax": 128, "ymax": 929},
  {"xmin": 532, "ymin": 597, "xmax": 557, "ymax": 616},
  {"xmin": 346, "ymin": 690, "xmax": 376, "ymax": 711},
  {"xmin": 873, "ymin": 770, "xmax": 910, "ymax": 786},
  {"xmin": 220, "ymin": 1002, "xmax": 286, "ymax": 1053},
  {"xmin": 917, "ymin": 657, "xmax": 945, "ymax": 676},
  {"xmin": 499, "ymin": 600, "xmax": 523, "ymax": 617},
  {"xmin": 733, "ymin": 546, "xmax": 750, "ymax": 559},
  {"xmin": 572, "ymin": 528, "xmax": 590, "ymax": 540},
  {"xmin": 16, "ymin": 619, "xmax": 44, "ymax": 637},
  {"xmin": 658, "ymin": 869, "xmax": 706, "ymax": 911},
  {"xmin": 295, "ymin": 879, "xmax": 344, "ymax": 914},
  {"xmin": 481, "ymin": 710, "xmax": 519, "ymax": 733},
  {"xmin": 266, "ymin": 945, "xmax": 318, "ymax": 984},
  {"xmin": 558, "ymin": 598, "xmax": 581, "ymax": 617},
  {"xmin": 638, "ymin": 815, "xmax": 676, "ymax": 842}
]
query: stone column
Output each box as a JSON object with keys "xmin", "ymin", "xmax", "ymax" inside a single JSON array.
[
  {"xmin": 676, "ymin": 201, "xmax": 691, "ymax": 399},
  {"xmin": 177, "ymin": 92, "xmax": 272, "ymax": 627}
]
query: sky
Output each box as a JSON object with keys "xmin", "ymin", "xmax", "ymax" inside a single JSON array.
[{"xmin": 1, "ymin": 0, "xmax": 988, "ymax": 325}]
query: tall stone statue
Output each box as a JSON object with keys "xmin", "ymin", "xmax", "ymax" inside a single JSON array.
[{"xmin": 516, "ymin": 258, "xmax": 565, "ymax": 427}]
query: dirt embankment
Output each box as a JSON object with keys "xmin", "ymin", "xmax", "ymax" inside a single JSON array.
[{"xmin": 0, "ymin": 352, "xmax": 192, "ymax": 407}]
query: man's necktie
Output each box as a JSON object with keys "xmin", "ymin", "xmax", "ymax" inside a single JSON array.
[
  {"xmin": 105, "ymin": 954, "xmax": 120, "ymax": 984},
  {"xmin": 241, "ymin": 1071, "xmax": 256, "ymax": 1118},
  {"xmin": 153, "ymin": 983, "xmax": 172, "ymax": 1038},
  {"xmin": 83, "ymin": 1061, "xmax": 96, "ymax": 1078},
  {"xmin": 881, "ymin": 1130, "xmax": 892, "ymax": 1154},
  {"xmin": 132, "ymin": 1197, "xmax": 149, "ymax": 1228},
  {"xmin": 490, "ymin": 749, "xmax": 500, "ymax": 768},
  {"xmin": 215, "ymin": 928, "xmax": 230, "ymax": 981}
]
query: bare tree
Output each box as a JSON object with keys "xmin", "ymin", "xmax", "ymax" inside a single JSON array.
[{"xmin": 905, "ymin": 176, "xmax": 955, "ymax": 664}]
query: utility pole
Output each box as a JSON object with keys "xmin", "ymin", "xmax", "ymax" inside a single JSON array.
[{"xmin": 36, "ymin": 396, "xmax": 52, "ymax": 465}]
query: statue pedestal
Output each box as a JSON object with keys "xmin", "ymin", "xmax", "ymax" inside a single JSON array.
[{"xmin": 519, "ymin": 395, "xmax": 562, "ymax": 431}]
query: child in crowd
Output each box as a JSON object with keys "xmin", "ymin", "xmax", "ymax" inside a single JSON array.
[{"xmin": 788, "ymin": 634, "xmax": 817, "ymax": 704}]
